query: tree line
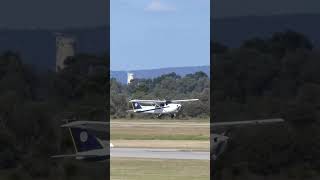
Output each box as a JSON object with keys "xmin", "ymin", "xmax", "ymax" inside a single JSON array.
[
  {"xmin": 213, "ymin": 30, "xmax": 320, "ymax": 179},
  {"xmin": 0, "ymin": 52, "xmax": 108, "ymax": 179},
  {"xmin": 110, "ymin": 71, "xmax": 210, "ymax": 119}
]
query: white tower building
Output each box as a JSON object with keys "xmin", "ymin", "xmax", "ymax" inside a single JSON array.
[
  {"xmin": 56, "ymin": 34, "xmax": 75, "ymax": 72},
  {"xmin": 127, "ymin": 72, "xmax": 135, "ymax": 84}
]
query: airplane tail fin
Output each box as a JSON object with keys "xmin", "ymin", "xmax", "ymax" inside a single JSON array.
[
  {"xmin": 68, "ymin": 128, "xmax": 104, "ymax": 152},
  {"xmin": 215, "ymin": 141, "xmax": 228, "ymax": 158},
  {"xmin": 132, "ymin": 102, "xmax": 142, "ymax": 110}
]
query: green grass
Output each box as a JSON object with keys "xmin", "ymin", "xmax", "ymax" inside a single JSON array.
[
  {"xmin": 111, "ymin": 119, "xmax": 210, "ymax": 141},
  {"xmin": 111, "ymin": 158, "xmax": 209, "ymax": 180},
  {"xmin": 110, "ymin": 119, "xmax": 210, "ymax": 180}
]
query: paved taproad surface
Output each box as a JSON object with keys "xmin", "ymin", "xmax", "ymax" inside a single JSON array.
[{"xmin": 110, "ymin": 148, "xmax": 209, "ymax": 160}]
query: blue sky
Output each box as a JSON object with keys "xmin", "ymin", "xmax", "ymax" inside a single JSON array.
[{"xmin": 110, "ymin": 0, "xmax": 210, "ymax": 71}]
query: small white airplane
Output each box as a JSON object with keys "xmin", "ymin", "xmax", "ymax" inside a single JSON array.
[
  {"xmin": 51, "ymin": 121, "xmax": 111, "ymax": 162},
  {"xmin": 128, "ymin": 99, "xmax": 199, "ymax": 118},
  {"xmin": 211, "ymin": 118, "xmax": 285, "ymax": 160}
]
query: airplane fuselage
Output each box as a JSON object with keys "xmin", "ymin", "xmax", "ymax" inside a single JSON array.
[{"xmin": 134, "ymin": 103, "xmax": 182, "ymax": 115}]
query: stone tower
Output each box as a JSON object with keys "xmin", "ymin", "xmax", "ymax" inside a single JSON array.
[{"xmin": 56, "ymin": 34, "xmax": 75, "ymax": 71}]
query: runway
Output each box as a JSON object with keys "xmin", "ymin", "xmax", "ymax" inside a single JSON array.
[{"xmin": 111, "ymin": 148, "xmax": 209, "ymax": 160}]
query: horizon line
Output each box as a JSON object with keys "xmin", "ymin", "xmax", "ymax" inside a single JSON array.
[
  {"xmin": 213, "ymin": 12, "xmax": 320, "ymax": 20},
  {"xmin": 111, "ymin": 64, "xmax": 210, "ymax": 72}
]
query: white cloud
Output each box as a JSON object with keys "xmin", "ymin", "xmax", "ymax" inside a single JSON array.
[{"xmin": 145, "ymin": 0, "xmax": 176, "ymax": 12}]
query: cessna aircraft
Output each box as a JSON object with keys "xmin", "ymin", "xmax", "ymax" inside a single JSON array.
[
  {"xmin": 211, "ymin": 118, "xmax": 285, "ymax": 160},
  {"xmin": 128, "ymin": 99, "xmax": 199, "ymax": 118},
  {"xmin": 51, "ymin": 121, "xmax": 110, "ymax": 162}
]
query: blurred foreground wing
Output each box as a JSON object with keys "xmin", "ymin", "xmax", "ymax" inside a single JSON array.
[
  {"xmin": 51, "ymin": 154, "xmax": 100, "ymax": 158},
  {"xmin": 212, "ymin": 118, "xmax": 284, "ymax": 127},
  {"xmin": 61, "ymin": 121, "xmax": 109, "ymax": 132},
  {"xmin": 171, "ymin": 99, "xmax": 199, "ymax": 103}
]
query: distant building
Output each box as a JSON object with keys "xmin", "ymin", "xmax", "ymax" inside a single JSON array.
[
  {"xmin": 127, "ymin": 72, "xmax": 134, "ymax": 84},
  {"xmin": 55, "ymin": 34, "xmax": 75, "ymax": 72}
]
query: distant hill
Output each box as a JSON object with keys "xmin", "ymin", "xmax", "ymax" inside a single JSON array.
[
  {"xmin": 111, "ymin": 66, "xmax": 210, "ymax": 84},
  {"xmin": 212, "ymin": 13, "xmax": 320, "ymax": 47},
  {"xmin": 0, "ymin": 26, "xmax": 109, "ymax": 70}
]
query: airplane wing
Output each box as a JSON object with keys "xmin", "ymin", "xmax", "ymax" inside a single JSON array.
[
  {"xmin": 61, "ymin": 121, "xmax": 108, "ymax": 132},
  {"xmin": 212, "ymin": 118, "xmax": 284, "ymax": 127},
  {"xmin": 129, "ymin": 99, "xmax": 199, "ymax": 104},
  {"xmin": 51, "ymin": 154, "xmax": 104, "ymax": 159},
  {"xmin": 51, "ymin": 154, "xmax": 78, "ymax": 158},
  {"xmin": 170, "ymin": 99, "xmax": 199, "ymax": 103},
  {"xmin": 129, "ymin": 99, "xmax": 165, "ymax": 104}
]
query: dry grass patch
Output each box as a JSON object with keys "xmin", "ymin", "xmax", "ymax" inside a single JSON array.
[
  {"xmin": 111, "ymin": 120, "xmax": 209, "ymax": 141},
  {"xmin": 111, "ymin": 157, "xmax": 209, "ymax": 180}
]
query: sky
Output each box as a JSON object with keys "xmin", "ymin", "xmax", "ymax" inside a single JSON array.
[
  {"xmin": 0, "ymin": 0, "xmax": 318, "ymax": 70},
  {"xmin": 110, "ymin": 0, "xmax": 210, "ymax": 71},
  {"xmin": 0, "ymin": 0, "xmax": 318, "ymax": 28},
  {"xmin": 213, "ymin": 0, "xmax": 320, "ymax": 18},
  {"xmin": 0, "ymin": 0, "xmax": 108, "ymax": 29}
]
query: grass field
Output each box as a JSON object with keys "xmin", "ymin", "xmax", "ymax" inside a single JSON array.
[
  {"xmin": 111, "ymin": 118, "xmax": 210, "ymax": 122},
  {"xmin": 110, "ymin": 119, "xmax": 210, "ymax": 180},
  {"xmin": 111, "ymin": 158, "xmax": 209, "ymax": 180},
  {"xmin": 111, "ymin": 119, "xmax": 210, "ymax": 141}
]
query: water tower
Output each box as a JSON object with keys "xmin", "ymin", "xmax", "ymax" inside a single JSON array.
[
  {"xmin": 55, "ymin": 33, "xmax": 75, "ymax": 72},
  {"xmin": 127, "ymin": 72, "xmax": 134, "ymax": 84}
]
